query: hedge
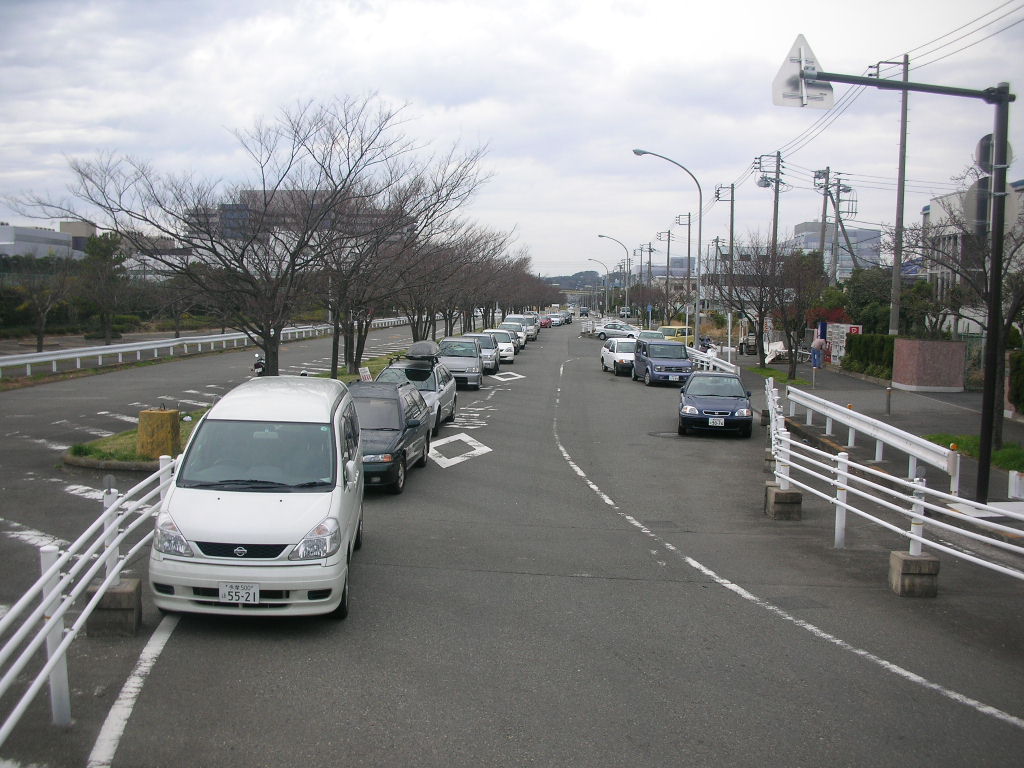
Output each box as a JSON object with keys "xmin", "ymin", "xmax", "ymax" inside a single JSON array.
[{"xmin": 841, "ymin": 333, "xmax": 894, "ymax": 379}]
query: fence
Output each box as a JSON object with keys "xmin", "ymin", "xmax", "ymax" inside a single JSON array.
[
  {"xmin": 0, "ymin": 458, "xmax": 174, "ymax": 748},
  {"xmin": 764, "ymin": 377, "xmax": 1024, "ymax": 582}
]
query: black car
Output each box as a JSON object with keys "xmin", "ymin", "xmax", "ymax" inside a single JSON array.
[
  {"xmin": 678, "ymin": 372, "xmax": 754, "ymax": 438},
  {"xmin": 349, "ymin": 381, "xmax": 432, "ymax": 493}
]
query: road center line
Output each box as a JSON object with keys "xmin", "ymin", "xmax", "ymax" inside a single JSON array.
[{"xmin": 553, "ymin": 360, "xmax": 1024, "ymax": 731}]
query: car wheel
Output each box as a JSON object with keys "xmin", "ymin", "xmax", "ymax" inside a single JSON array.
[
  {"xmin": 644, "ymin": 370, "xmax": 653, "ymax": 386},
  {"xmin": 432, "ymin": 412, "xmax": 441, "ymax": 436},
  {"xmin": 598, "ymin": 332, "xmax": 607, "ymax": 340},
  {"xmin": 631, "ymin": 366, "xmax": 639, "ymax": 381},
  {"xmin": 416, "ymin": 435, "xmax": 430, "ymax": 467},
  {"xmin": 678, "ymin": 419, "xmax": 687, "ymax": 436},
  {"xmin": 388, "ymin": 457, "xmax": 406, "ymax": 494},
  {"xmin": 329, "ymin": 572, "xmax": 349, "ymax": 620},
  {"xmin": 447, "ymin": 397, "xmax": 457, "ymax": 422},
  {"xmin": 353, "ymin": 508, "xmax": 363, "ymax": 550}
]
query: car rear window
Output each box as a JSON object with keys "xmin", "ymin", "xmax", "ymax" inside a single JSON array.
[
  {"xmin": 439, "ymin": 341, "xmax": 478, "ymax": 357},
  {"xmin": 617, "ymin": 341, "xmax": 636, "ymax": 353},
  {"xmin": 378, "ymin": 367, "xmax": 436, "ymax": 390},
  {"xmin": 352, "ymin": 397, "xmax": 401, "ymax": 429}
]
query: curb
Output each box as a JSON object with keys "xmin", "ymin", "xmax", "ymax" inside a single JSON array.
[{"xmin": 62, "ymin": 452, "xmax": 159, "ymax": 473}]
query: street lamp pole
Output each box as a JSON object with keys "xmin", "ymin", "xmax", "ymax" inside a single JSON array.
[
  {"xmin": 587, "ymin": 257, "xmax": 610, "ymax": 314},
  {"xmin": 633, "ymin": 149, "xmax": 703, "ymax": 342},
  {"xmin": 598, "ymin": 234, "xmax": 630, "ymax": 316}
]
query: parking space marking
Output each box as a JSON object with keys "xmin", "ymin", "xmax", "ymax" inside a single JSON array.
[
  {"xmin": 429, "ymin": 433, "xmax": 492, "ymax": 468},
  {"xmin": 98, "ymin": 411, "xmax": 140, "ymax": 424},
  {"xmin": 490, "ymin": 371, "xmax": 525, "ymax": 382}
]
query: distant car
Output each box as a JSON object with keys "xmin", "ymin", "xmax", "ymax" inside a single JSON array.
[
  {"xmin": 483, "ymin": 328, "xmax": 516, "ymax": 362},
  {"xmin": 657, "ymin": 326, "xmax": 695, "ymax": 345},
  {"xmin": 462, "ymin": 332, "xmax": 501, "ymax": 374},
  {"xmin": 600, "ymin": 338, "xmax": 637, "ymax": 376},
  {"xmin": 637, "ymin": 330, "xmax": 666, "ymax": 341},
  {"xmin": 375, "ymin": 343, "xmax": 457, "ymax": 436},
  {"xmin": 546, "ymin": 313, "xmax": 563, "ymax": 327},
  {"xmin": 499, "ymin": 322, "xmax": 527, "ymax": 348},
  {"xmin": 619, "ymin": 308, "xmax": 632, "ymax": 318},
  {"xmin": 633, "ymin": 339, "xmax": 694, "ymax": 386},
  {"xmin": 579, "ymin": 307, "xmax": 590, "ymax": 317},
  {"xmin": 505, "ymin": 314, "xmax": 539, "ymax": 340},
  {"xmin": 678, "ymin": 372, "xmax": 753, "ymax": 438},
  {"xmin": 349, "ymin": 381, "xmax": 432, "ymax": 493},
  {"xmin": 437, "ymin": 336, "xmax": 484, "ymax": 389},
  {"xmin": 595, "ymin": 320, "xmax": 639, "ymax": 340},
  {"xmin": 539, "ymin": 315, "xmax": 553, "ymax": 328}
]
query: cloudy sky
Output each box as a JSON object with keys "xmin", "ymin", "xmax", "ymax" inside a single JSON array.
[{"xmin": 2, "ymin": 0, "xmax": 1021, "ymax": 277}]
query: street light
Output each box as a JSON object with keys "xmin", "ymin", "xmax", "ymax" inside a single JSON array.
[
  {"xmin": 597, "ymin": 234, "xmax": 630, "ymax": 316},
  {"xmin": 633, "ymin": 148, "xmax": 703, "ymax": 342},
  {"xmin": 587, "ymin": 257, "xmax": 610, "ymax": 315}
]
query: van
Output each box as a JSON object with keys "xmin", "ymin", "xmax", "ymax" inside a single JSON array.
[
  {"xmin": 149, "ymin": 376, "xmax": 364, "ymax": 618},
  {"xmin": 633, "ymin": 339, "xmax": 695, "ymax": 386}
]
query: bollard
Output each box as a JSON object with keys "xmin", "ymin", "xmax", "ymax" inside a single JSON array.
[
  {"xmin": 834, "ymin": 452, "xmax": 849, "ymax": 549},
  {"xmin": 886, "ymin": 386, "xmax": 893, "ymax": 416},
  {"xmin": 39, "ymin": 545, "xmax": 71, "ymax": 726},
  {"xmin": 102, "ymin": 481, "xmax": 121, "ymax": 587},
  {"xmin": 909, "ymin": 478, "xmax": 925, "ymax": 557}
]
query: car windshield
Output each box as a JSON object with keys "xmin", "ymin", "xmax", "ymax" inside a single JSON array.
[
  {"xmin": 439, "ymin": 341, "xmax": 478, "ymax": 357},
  {"xmin": 352, "ymin": 396, "xmax": 401, "ymax": 429},
  {"xmin": 617, "ymin": 341, "xmax": 637, "ymax": 353},
  {"xmin": 490, "ymin": 331, "xmax": 512, "ymax": 343},
  {"xmin": 686, "ymin": 377, "xmax": 746, "ymax": 397},
  {"xmin": 378, "ymin": 366, "xmax": 436, "ymax": 391},
  {"xmin": 499, "ymin": 323, "xmax": 522, "ymax": 332},
  {"xmin": 648, "ymin": 344, "xmax": 688, "ymax": 359},
  {"xmin": 177, "ymin": 419, "xmax": 335, "ymax": 490},
  {"xmin": 466, "ymin": 335, "xmax": 496, "ymax": 349}
]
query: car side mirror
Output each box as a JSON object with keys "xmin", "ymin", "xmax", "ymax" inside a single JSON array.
[
  {"xmin": 679, "ymin": 386, "xmax": 686, "ymax": 393},
  {"xmin": 345, "ymin": 459, "xmax": 358, "ymax": 488},
  {"xmin": 746, "ymin": 391, "xmax": 752, "ymax": 397},
  {"xmin": 406, "ymin": 418, "xmax": 422, "ymax": 429}
]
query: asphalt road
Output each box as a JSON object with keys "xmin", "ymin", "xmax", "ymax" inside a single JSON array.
[{"xmin": 1, "ymin": 324, "xmax": 1023, "ymax": 767}]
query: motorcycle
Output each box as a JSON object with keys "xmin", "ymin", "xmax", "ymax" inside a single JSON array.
[{"xmin": 252, "ymin": 353, "xmax": 266, "ymax": 376}]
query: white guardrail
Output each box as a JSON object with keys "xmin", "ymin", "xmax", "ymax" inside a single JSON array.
[
  {"xmin": 0, "ymin": 317, "xmax": 410, "ymax": 378},
  {"xmin": 0, "ymin": 457, "xmax": 175, "ymax": 747},
  {"xmin": 784, "ymin": 383, "xmax": 960, "ymax": 494},
  {"xmin": 764, "ymin": 377, "xmax": 1024, "ymax": 583}
]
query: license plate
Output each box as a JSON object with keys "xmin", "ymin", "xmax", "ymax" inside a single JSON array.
[
  {"xmin": 708, "ymin": 417, "xmax": 725, "ymax": 427},
  {"xmin": 219, "ymin": 582, "xmax": 259, "ymax": 603},
  {"xmin": 668, "ymin": 375, "xmax": 680, "ymax": 381}
]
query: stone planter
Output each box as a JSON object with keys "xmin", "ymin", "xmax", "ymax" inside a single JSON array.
[{"xmin": 891, "ymin": 338, "xmax": 965, "ymax": 393}]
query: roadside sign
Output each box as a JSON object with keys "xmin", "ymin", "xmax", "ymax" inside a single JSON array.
[
  {"xmin": 358, "ymin": 366, "xmax": 372, "ymax": 382},
  {"xmin": 773, "ymin": 35, "xmax": 833, "ymax": 109}
]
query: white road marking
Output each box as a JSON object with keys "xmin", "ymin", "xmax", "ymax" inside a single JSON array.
[
  {"xmin": 97, "ymin": 411, "xmax": 139, "ymax": 424},
  {"xmin": 0, "ymin": 517, "xmax": 68, "ymax": 548},
  {"xmin": 52, "ymin": 420, "xmax": 114, "ymax": 438},
  {"xmin": 491, "ymin": 371, "xmax": 525, "ymax": 382},
  {"xmin": 87, "ymin": 614, "xmax": 180, "ymax": 768},
  {"xmin": 5, "ymin": 432, "xmax": 71, "ymax": 452},
  {"xmin": 552, "ymin": 360, "xmax": 1024, "ymax": 732},
  {"xmin": 429, "ymin": 433, "xmax": 492, "ymax": 467}
]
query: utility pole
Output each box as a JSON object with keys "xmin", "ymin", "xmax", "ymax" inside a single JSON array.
[
  {"xmin": 877, "ymin": 54, "xmax": 910, "ymax": 336},
  {"xmin": 815, "ymin": 167, "xmax": 830, "ymax": 257},
  {"xmin": 757, "ymin": 152, "xmax": 783, "ymax": 258},
  {"xmin": 656, "ymin": 230, "xmax": 674, "ymax": 326}
]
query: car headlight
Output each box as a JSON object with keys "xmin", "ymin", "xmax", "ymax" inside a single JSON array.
[
  {"xmin": 363, "ymin": 453, "xmax": 394, "ymax": 463},
  {"xmin": 289, "ymin": 517, "xmax": 341, "ymax": 560},
  {"xmin": 153, "ymin": 513, "xmax": 194, "ymax": 557},
  {"xmin": 735, "ymin": 408, "xmax": 753, "ymax": 417},
  {"xmin": 467, "ymin": 367, "xmax": 480, "ymax": 373},
  {"xmin": 654, "ymin": 365, "xmax": 665, "ymax": 372},
  {"xmin": 681, "ymin": 405, "xmax": 699, "ymax": 415}
]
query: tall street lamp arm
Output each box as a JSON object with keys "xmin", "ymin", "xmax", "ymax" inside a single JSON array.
[{"xmin": 633, "ymin": 149, "xmax": 704, "ymax": 340}]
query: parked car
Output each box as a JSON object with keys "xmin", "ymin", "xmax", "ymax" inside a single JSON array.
[
  {"xmin": 349, "ymin": 380, "xmax": 432, "ymax": 493},
  {"xmin": 546, "ymin": 313, "xmax": 563, "ymax": 327},
  {"xmin": 595, "ymin": 320, "xmax": 639, "ymax": 340},
  {"xmin": 375, "ymin": 342, "xmax": 456, "ymax": 435},
  {"xmin": 506, "ymin": 314, "xmax": 539, "ymax": 340},
  {"xmin": 149, "ymin": 376, "xmax": 363, "ymax": 618},
  {"xmin": 437, "ymin": 336, "xmax": 484, "ymax": 389},
  {"xmin": 462, "ymin": 332, "xmax": 501, "ymax": 374},
  {"xmin": 499, "ymin": 322, "xmax": 528, "ymax": 348},
  {"xmin": 483, "ymin": 328, "xmax": 517, "ymax": 362},
  {"xmin": 539, "ymin": 315, "xmax": 553, "ymax": 328},
  {"xmin": 632, "ymin": 339, "xmax": 694, "ymax": 386},
  {"xmin": 600, "ymin": 338, "xmax": 637, "ymax": 376},
  {"xmin": 656, "ymin": 326, "xmax": 695, "ymax": 345},
  {"xmin": 738, "ymin": 332, "xmax": 759, "ymax": 355},
  {"xmin": 637, "ymin": 330, "xmax": 667, "ymax": 341},
  {"xmin": 678, "ymin": 371, "xmax": 753, "ymax": 438}
]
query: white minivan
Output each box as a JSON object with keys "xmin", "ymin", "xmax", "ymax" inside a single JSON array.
[{"xmin": 149, "ymin": 376, "xmax": 364, "ymax": 618}]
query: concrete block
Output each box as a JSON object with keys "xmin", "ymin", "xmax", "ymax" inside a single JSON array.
[
  {"xmin": 86, "ymin": 578, "xmax": 142, "ymax": 636},
  {"xmin": 765, "ymin": 481, "xmax": 802, "ymax": 520},
  {"xmin": 889, "ymin": 551, "xmax": 940, "ymax": 597}
]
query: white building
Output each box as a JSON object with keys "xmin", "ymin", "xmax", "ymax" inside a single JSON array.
[
  {"xmin": 0, "ymin": 222, "xmax": 90, "ymax": 259},
  {"xmin": 792, "ymin": 220, "xmax": 881, "ymax": 282}
]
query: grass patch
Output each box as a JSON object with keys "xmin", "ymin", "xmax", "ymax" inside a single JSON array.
[
  {"xmin": 748, "ymin": 366, "xmax": 812, "ymax": 387},
  {"xmin": 70, "ymin": 410, "xmax": 206, "ymax": 462},
  {"xmin": 924, "ymin": 433, "xmax": 1024, "ymax": 472},
  {"xmin": 317, "ymin": 351, "xmax": 403, "ymax": 383}
]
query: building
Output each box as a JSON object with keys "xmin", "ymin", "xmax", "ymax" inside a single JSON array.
[
  {"xmin": 792, "ymin": 220, "xmax": 881, "ymax": 282},
  {"xmin": 0, "ymin": 222, "xmax": 91, "ymax": 259}
]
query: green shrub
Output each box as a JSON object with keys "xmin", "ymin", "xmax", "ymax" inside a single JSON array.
[{"xmin": 1009, "ymin": 351, "xmax": 1024, "ymax": 411}]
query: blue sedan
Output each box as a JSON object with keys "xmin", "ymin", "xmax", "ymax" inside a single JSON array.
[{"xmin": 678, "ymin": 372, "xmax": 753, "ymax": 438}]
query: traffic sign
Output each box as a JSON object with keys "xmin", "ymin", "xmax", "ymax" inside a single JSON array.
[{"xmin": 773, "ymin": 35, "xmax": 834, "ymax": 109}]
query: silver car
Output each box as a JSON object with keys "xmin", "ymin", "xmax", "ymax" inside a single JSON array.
[
  {"xmin": 375, "ymin": 359, "xmax": 457, "ymax": 436},
  {"xmin": 462, "ymin": 332, "xmax": 501, "ymax": 374},
  {"xmin": 437, "ymin": 336, "xmax": 484, "ymax": 390},
  {"xmin": 595, "ymin": 320, "xmax": 639, "ymax": 340},
  {"xmin": 505, "ymin": 314, "xmax": 539, "ymax": 340}
]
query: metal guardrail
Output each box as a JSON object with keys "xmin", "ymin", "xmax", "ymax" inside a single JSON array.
[
  {"xmin": 0, "ymin": 457, "xmax": 175, "ymax": 747},
  {"xmin": 763, "ymin": 378, "xmax": 1023, "ymax": 582},
  {"xmin": 784, "ymin": 384, "xmax": 960, "ymax": 494}
]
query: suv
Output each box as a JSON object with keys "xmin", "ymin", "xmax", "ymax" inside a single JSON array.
[
  {"xmin": 349, "ymin": 381, "xmax": 432, "ymax": 494},
  {"xmin": 375, "ymin": 341, "xmax": 457, "ymax": 435},
  {"xmin": 149, "ymin": 376, "xmax": 363, "ymax": 618},
  {"xmin": 632, "ymin": 339, "xmax": 694, "ymax": 386},
  {"xmin": 437, "ymin": 336, "xmax": 484, "ymax": 389}
]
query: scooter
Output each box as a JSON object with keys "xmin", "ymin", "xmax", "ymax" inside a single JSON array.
[{"xmin": 252, "ymin": 353, "xmax": 266, "ymax": 376}]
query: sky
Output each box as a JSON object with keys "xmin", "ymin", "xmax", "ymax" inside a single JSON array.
[{"xmin": 1, "ymin": 0, "xmax": 1022, "ymax": 278}]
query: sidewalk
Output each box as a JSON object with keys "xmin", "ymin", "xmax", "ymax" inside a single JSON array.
[{"xmin": 741, "ymin": 355, "xmax": 1023, "ymax": 510}]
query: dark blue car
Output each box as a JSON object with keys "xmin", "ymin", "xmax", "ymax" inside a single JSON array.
[
  {"xmin": 678, "ymin": 372, "xmax": 753, "ymax": 438},
  {"xmin": 349, "ymin": 381, "xmax": 432, "ymax": 493}
]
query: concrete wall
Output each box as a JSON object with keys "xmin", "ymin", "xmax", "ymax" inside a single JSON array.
[{"xmin": 892, "ymin": 338, "xmax": 965, "ymax": 392}]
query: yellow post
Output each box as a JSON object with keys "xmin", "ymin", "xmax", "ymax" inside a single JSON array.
[{"xmin": 137, "ymin": 409, "xmax": 181, "ymax": 458}]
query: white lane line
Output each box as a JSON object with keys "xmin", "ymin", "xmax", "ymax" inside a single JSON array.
[
  {"xmin": 87, "ymin": 614, "xmax": 180, "ymax": 768},
  {"xmin": 5, "ymin": 432, "xmax": 71, "ymax": 452},
  {"xmin": 52, "ymin": 420, "xmax": 114, "ymax": 438},
  {"xmin": 552, "ymin": 360, "xmax": 1024, "ymax": 732},
  {"xmin": 97, "ymin": 412, "xmax": 139, "ymax": 424},
  {"xmin": 0, "ymin": 518, "xmax": 68, "ymax": 548}
]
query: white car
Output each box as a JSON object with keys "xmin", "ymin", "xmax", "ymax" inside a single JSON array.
[
  {"xmin": 600, "ymin": 337, "xmax": 638, "ymax": 376},
  {"xmin": 483, "ymin": 328, "xmax": 516, "ymax": 362},
  {"xmin": 498, "ymin": 322, "xmax": 528, "ymax": 349},
  {"xmin": 149, "ymin": 376, "xmax": 364, "ymax": 618},
  {"xmin": 594, "ymin": 320, "xmax": 639, "ymax": 340}
]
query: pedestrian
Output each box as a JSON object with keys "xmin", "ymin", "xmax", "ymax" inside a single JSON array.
[{"xmin": 811, "ymin": 336, "xmax": 826, "ymax": 368}]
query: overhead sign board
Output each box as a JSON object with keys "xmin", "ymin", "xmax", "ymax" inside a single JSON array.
[{"xmin": 773, "ymin": 35, "xmax": 834, "ymax": 109}]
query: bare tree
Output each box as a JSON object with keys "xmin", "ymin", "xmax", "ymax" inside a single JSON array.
[
  {"xmin": 3, "ymin": 251, "xmax": 75, "ymax": 351},
  {"xmin": 772, "ymin": 249, "xmax": 826, "ymax": 380},
  {"xmin": 715, "ymin": 233, "xmax": 781, "ymax": 366}
]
